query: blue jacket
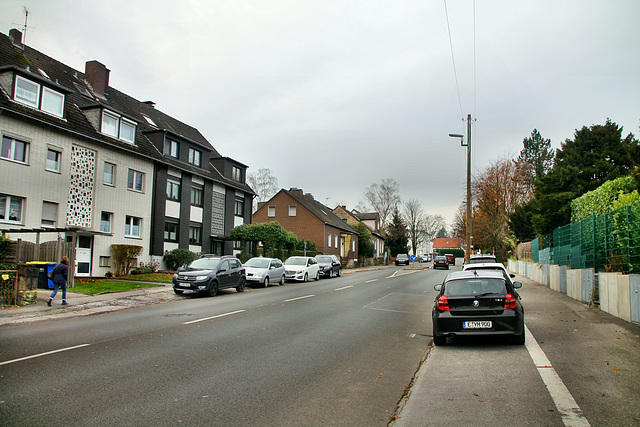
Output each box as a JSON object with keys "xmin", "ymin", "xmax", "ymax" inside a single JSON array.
[{"xmin": 52, "ymin": 262, "xmax": 68, "ymax": 284}]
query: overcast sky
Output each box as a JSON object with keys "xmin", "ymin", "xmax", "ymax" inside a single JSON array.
[{"xmin": 2, "ymin": 1, "xmax": 638, "ymax": 225}]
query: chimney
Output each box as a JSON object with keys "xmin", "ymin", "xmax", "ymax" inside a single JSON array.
[
  {"xmin": 290, "ymin": 188, "xmax": 303, "ymax": 196},
  {"xmin": 9, "ymin": 29, "xmax": 23, "ymax": 48},
  {"xmin": 85, "ymin": 60, "xmax": 110, "ymax": 97},
  {"xmin": 304, "ymin": 193, "xmax": 313, "ymax": 200}
]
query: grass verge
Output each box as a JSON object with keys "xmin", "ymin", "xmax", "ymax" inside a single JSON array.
[{"xmin": 72, "ymin": 273, "xmax": 173, "ymax": 295}]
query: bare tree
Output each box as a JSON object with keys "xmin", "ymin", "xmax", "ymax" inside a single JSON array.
[
  {"xmin": 247, "ymin": 168, "xmax": 279, "ymax": 212},
  {"xmin": 402, "ymin": 199, "xmax": 425, "ymax": 255},
  {"xmin": 363, "ymin": 178, "xmax": 401, "ymax": 231},
  {"xmin": 423, "ymin": 213, "xmax": 446, "ymax": 246}
]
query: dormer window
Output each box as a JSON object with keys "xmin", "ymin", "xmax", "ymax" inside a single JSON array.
[
  {"xmin": 188, "ymin": 148, "xmax": 201, "ymax": 167},
  {"xmin": 101, "ymin": 109, "xmax": 136, "ymax": 144},
  {"xmin": 14, "ymin": 75, "xmax": 65, "ymax": 117},
  {"xmin": 232, "ymin": 166, "xmax": 243, "ymax": 182},
  {"xmin": 164, "ymin": 139, "xmax": 179, "ymax": 158}
]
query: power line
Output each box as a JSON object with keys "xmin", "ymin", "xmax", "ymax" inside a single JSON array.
[{"xmin": 443, "ymin": 0, "xmax": 464, "ymax": 119}]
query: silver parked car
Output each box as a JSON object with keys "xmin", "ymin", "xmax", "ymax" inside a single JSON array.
[{"xmin": 244, "ymin": 257, "xmax": 286, "ymax": 288}]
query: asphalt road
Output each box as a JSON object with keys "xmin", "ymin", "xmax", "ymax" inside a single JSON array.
[
  {"xmin": 2, "ymin": 264, "xmax": 639, "ymax": 426},
  {"xmin": 0, "ymin": 266, "xmax": 447, "ymax": 426}
]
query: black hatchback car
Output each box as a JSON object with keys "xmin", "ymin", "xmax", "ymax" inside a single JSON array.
[
  {"xmin": 433, "ymin": 256, "xmax": 449, "ymax": 270},
  {"xmin": 173, "ymin": 255, "xmax": 246, "ymax": 297},
  {"xmin": 432, "ymin": 270, "xmax": 524, "ymax": 346}
]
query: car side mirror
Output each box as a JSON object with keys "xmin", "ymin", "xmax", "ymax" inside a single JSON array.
[
  {"xmin": 513, "ymin": 282, "xmax": 522, "ymax": 289},
  {"xmin": 434, "ymin": 284, "xmax": 442, "ymax": 291},
  {"xmin": 510, "ymin": 273, "xmax": 516, "ymax": 278}
]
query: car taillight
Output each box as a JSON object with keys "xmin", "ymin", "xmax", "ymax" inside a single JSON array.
[
  {"xmin": 504, "ymin": 293, "xmax": 517, "ymax": 310},
  {"xmin": 437, "ymin": 295, "xmax": 450, "ymax": 311}
]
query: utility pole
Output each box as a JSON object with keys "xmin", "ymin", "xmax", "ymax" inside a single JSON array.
[{"xmin": 465, "ymin": 113, "xmax": 472, "ymax": 264}]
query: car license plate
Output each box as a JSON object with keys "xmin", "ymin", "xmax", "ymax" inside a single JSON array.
[
  {"xmin": 179, "ymin": 283, "xmax": 190, "ymax": 288},
  {"xmin": 463, "ymin": 321, "xmax": 492, "ymax": 329}
]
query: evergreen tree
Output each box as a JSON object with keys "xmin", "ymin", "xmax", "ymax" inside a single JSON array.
[
  {"xmin": 532, "ymin": 119, "xmax": 635, "ymax": 234},
  {"xmin": 385, "ymin": 209, "xmax": 409, "ymax": 255},
  {"xmin": 517, "ymin": 129, "xmax": 554, "ymax": 180}
]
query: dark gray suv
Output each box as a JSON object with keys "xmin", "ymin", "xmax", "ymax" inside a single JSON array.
[{"xmin": 173, "ymin": 255, "xmax": 246, "ymax": 297}]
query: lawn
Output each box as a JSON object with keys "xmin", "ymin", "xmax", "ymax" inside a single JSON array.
[{"xmin": 71, "ymin": 273, "xmax": 174, "ymax": 295}]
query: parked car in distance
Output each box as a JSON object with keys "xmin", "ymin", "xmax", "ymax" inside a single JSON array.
[
  {"xmin": 284, "ymin": 256, "xmax": 320, "ymax": 282},
  {"xmin": 463, "ymin": 262, "xmax": 516, "ymax": 284},
  {"xmin": 433, "ymin": 256, "xmax": 449, "ymax": 270},
  {"xmin": 468, "ymin": 253, "xmax": 498, "ymax": 264},
  {"xmin": 432, "ymin": 270, "xmax": 524, "ymax": 346},
  {"xmin": 419, "ymin": 254, "xmax": 431, "ymax": 263},
  {"xmin": 395, "ymin": 254, "xmax": 410, "ymax": 265},
  {"xmin": 445, "ymin": 254, "xmax": 456, "ymax": 266},
  {"xmin": 315, "ymin": 254, "xmax": 342, "ymax": 278},
  {"xmin": 244, "ymin": 257, "xmax": 285, "ymax": 287},
  {"xmin": 173, "ymin": 255, "xmax": 246, "ymax": 297}
]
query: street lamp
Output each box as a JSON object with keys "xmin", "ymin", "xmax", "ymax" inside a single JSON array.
[{"xmin": 449, "ymin": 113, "xmax": 472, "ymax": 264}]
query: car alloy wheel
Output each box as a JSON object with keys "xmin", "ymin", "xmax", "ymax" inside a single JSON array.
[
  {"xmin": 279, "ymin": 275, "xmax": 285, "ymax": 285},
  {"xmin": 236, "ymin": 279, "xmax": 246, "ymax": 293},
  {"xmin": 304, "ymin": 273, "xmax": 308, "ymax": 282},
  {"xmin": 263, "ymin": 277, "xmax": 269, "ymax": 288}
]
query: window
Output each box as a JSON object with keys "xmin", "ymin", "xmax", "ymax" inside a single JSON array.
[
  {"xmin": 99, "ymin": 256, "xmax": 111, "ymax": 267},
  {"xmin": 188, "ymin": 148, "xmax": 201, "ymax": 167},
  {"xmin": 164, "ymin": 222, "xmax": 178, "ymax": 242},
  {"xmin": 42, "ymin": 87, "xmax": 64, "ymax": 117},
  {"xmin": 46, "ymin": 148, "xmax": 61, "ymax": 172},
  {"xmin": 191, "ymin": 186, "xmax": 203, "ymax": 207},
  {"xmin": 234, "ymin": 198, "xmax": 244, "ymax": 216},
  {"xmin": 100, "ymin": 211, "xmax": 112, "ymax": 233},
  {"xmin": 101, "ymin": 109, "xmax": 136, "ymax": 144},
  {"xmin": 14, "ymin": 76, "xmax": 65, "ymax": 117},
  {"xmin": 127, "ymin": 169, "xmax": 144, "ymax": 192},
  {"xmin": 125, "ymin": 216, "xmax": 141, "ymax": 238},
  {"xmin": 233, "ymin": 240, "xmax": 242, "ymax": 250},
  {"xmin": 232, "ymin": 166, "xmax": 242, "ymax": 182},
  {"xmin": 0, "ymin": 194, "xmax": 24, "ymax": 222},
  {"xmin": 267, "ymin": 206, "xmax": 276, "ymax": 217},
  {"xmin": 41, "ymin": 201, "xmax": 58, "ymax": 227},
  {"xmin": 104, "ymin": 162, "xmax": 116, "ymax": 186},
  {"xmin": 289, "ymin": 205, "xmax": 297, "ymax": 217},
  {"xmin": 328, "ymin": 234, "xmax": 332, "ymax": 247},
  {"xmin": 164, "ymin": 139, "xmax": 179, "ymax": 158},
  {"xmin": 166, "ymin": 179, "xmax": 181, "ymax": 201},
  {"xmin": 189, "ymin": 226, "xmax": 202, "ymax": 245},
  {"xmin": 15, "ymin": 76, "xmax": 39, "ymax": 107},
  {"xmin": 101, "ymin": 111, "xmax": 118, "ymax": 137},
  {"xmin": 1, "ymin": 136, "xmax": 29, "ymax": 164},
  {"xmin": 119, "ymin": 119, "xmax": 136, "ymax": 143}
]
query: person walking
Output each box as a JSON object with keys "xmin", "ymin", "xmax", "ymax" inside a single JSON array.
[{"xmin": 48, "ymin": 256, "xmax": 69, "ymax": 306}]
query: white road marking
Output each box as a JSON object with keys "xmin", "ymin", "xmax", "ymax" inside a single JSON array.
[
  {"xmin": 183, "ymin": 310, "xmax": 246, "ymax": 325},
  {"xmin": 283, "ymin": 294, "xmax": 315, "ymax": 303},
  {"xmin": 525, "ymin": 325, "xmax": 590, "ymax": 426},
  {"xmin": 0, "ymin": 344, "xmax": 91, "ymax": 366},
  {"xmin": 335, "ymin": 285, "xmax": 353, "ymax": 291},
  {"xmin": 365, "ymin": 279, "xmax": 378, "ymax": 283}
]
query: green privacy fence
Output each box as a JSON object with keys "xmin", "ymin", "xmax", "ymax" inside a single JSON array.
[{"xmin": 532, "ymin": 200, "xmax": 640, "ymax": 273}]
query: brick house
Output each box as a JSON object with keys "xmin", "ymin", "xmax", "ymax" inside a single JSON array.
[
  {"xmin": 254, "ymin": 188, "xmax": 358, "ymax": 262},
  {"xmin": 333, "ymin": 206, "xmax": 386, "ymax": 259},
  {"xmin": 432, "ymin": 237, "xmax": 464, "ymax": 253}
]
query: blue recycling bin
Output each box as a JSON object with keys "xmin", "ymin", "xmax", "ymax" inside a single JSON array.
[{"xmin": 26, "ymin": 262, "xmax": 57, "ymax": 289}]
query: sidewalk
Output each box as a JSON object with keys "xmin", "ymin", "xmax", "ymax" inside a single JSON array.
[{"xmin": 0, "ymin": 283, "xmax": 178, "ymax": 325}]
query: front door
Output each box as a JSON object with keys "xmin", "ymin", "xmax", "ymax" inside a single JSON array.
[{"xmin": 76, "ymin": 235, "xmax": 92, "ymax": 276}]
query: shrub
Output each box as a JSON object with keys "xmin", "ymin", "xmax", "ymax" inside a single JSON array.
[
  {"xmin": 105, "ymin": 271, "xmax": 113, "ymax": 278},
  {"xmin": 139, "ymin": 259, "xmax": 161, "ymax": 273},
  {"xmin": 111, "ymin": 244, "xmax": 143, "ymax": 276},
  {"xmin": 0, "ymin": 235, "xmax": 11, "ymax": 260},
  {"xmin": 163, "ymin": 249, "xmax": 198, "ymax": 270}
]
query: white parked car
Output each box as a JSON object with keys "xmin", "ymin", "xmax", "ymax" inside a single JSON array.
[
  {"xmin": 244, "ymin": 257, "xmax": 286, "ymax": 288},
  {"xmin": 462, "ymin": 262, "xmax": 516, "ymax": 284},
  {"xmin": 284, "ymin": 256, "xmax": 320, "ymax": 282}
]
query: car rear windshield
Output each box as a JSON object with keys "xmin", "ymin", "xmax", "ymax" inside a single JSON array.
[
  {"xmin": 445, "ymin": 278, "xmax": 506, "ymax": 296},
  {"xmin": 469, "ymin": 257, "xmax": 496, "ymax": 264},
  {"xmin": 245, "ymin": 258, "xmax": 270, "ymax": 268},
  {"xmin": 189, "ymin": 258, "xmax": 221, "ymax": 270}
]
